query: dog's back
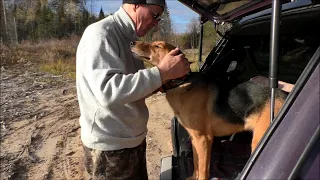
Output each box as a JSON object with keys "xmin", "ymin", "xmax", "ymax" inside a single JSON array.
[
  {"xmin": 184, "ymin": 72, "xmax": 288, "ymax": 126},
  {"xmin": 214, "ymin": 80, "xmax": 288, "ymax": 125}
]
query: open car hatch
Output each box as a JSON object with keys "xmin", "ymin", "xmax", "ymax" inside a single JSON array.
[{"xmin": 177, "ymin": 0, "xmax": 293, "ymax": 23}]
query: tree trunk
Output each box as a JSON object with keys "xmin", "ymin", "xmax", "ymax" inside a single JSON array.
[
  {"xmin": 1, "ymin": 0, "xmax": 8, "ymax": 42},
  {"xmin": 13, "ymin": 17, "xmax": 18, "ymax": 44}
]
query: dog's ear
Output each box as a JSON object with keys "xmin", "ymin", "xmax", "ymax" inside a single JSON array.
[
  {"xmin": 166, "ymin": 43, "xmax": 178, "ymax": 52},
  {"xmin": 166, "ymin": 43, "xmax": 183, "ymax": 56}
]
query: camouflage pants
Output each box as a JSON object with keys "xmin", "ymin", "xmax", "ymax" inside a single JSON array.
[{"xmin": 83, "ymin": 140, "xmax": 148, "ymax": 180}]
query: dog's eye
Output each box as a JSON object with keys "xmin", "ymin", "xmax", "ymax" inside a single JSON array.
[{"xmin": 154, "ymin": 45, "xmax": 162, "ymax": 49}]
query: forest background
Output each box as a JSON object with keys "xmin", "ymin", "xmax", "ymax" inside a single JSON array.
[
  {"xmin": 0, "ymin": 1, "xmax": 222, "ymax": 179},
  {"xmin": 0, "ymin": 0, "xmax": 221, "ymax": 72}
]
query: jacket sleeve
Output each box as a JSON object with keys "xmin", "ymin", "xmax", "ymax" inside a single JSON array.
[{"xmin": 82, "ymin": 33, "xmax": 162, "ymax": 107}]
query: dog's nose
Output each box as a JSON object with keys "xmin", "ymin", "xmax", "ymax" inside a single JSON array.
[{"xmin": 130, "ymin": 41, "xmax": 135, "ymax": 47}]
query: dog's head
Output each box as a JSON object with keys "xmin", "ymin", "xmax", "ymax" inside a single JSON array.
[{"xmin": 130, "ymin": 41, "xmax": 177, "ymax": 66}]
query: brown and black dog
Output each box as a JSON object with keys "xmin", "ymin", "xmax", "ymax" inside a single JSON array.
[{"xmin": 131, "ymin": 41, "xmax": 287, "ymax": 180}]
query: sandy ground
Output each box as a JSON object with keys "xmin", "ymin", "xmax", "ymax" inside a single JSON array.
[{"xmin": 0, "ymin": 62, "xmax": 173, "ymax": 180}]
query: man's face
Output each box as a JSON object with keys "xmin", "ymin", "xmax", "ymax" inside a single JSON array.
[{"xmin": 135, "ymin": 5, "xmax": 163, "ymax": 37}]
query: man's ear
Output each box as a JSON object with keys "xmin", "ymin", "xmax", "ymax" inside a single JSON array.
[{"xmin": 133, "ymin": 4, "xmax": 140, "ymax": 12}]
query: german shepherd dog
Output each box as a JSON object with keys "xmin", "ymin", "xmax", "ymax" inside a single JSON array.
[{"xmin": 131, "ymin": 41, "xmax": 287, "ymax": 180}]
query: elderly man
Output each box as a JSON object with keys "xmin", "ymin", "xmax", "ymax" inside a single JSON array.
[{"xmin": 76, "ymin": 0, "xmax": 190, "ymax": 179}]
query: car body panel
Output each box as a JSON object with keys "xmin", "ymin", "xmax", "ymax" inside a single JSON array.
[{"xmin": 298, "ymin": 134, "xmax": 319, "ymax": 179}]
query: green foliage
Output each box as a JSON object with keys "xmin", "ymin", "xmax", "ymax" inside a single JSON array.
[
  {"xmin": 36, "ymin": 5, "xmax": 55, "ymax": 39},
  {"xmin": 1, "ymin": 37, "xmax": 79, "ymax": 79},
  {"xmin": 81, "ymin": 10, "xmax": 90, "ymax": 32},
  {"xmin": 41, "ymin": 59, "xmax": 76, "ymax": 79},
  {"xmin": 98, "ymin": 7, "xmax": 105, "ymax": 20},
  {"xmin": 142, "ymin": 3, "xmax": 173, "ymax": 42},
  {"xmin": 2, "ymin": 0, "xmax": 103, "ymax": 42},
  {"xmin": 175, "ymin": 19, "xmax": 218, "ymax": 55},
  {"xmin": 3, "ymin": 0, "xmax": 219, "ymax": 59},
  {"xmin": 175, "ymin": 18, "xmax": 200, "ymax": 49},
  {"xmin": 157, "ymin": 5, "xmax": 172, "ymax": 41},
  {"xmin": 202, "ymin": 21, "xmax": 218, "ymax": 52}
]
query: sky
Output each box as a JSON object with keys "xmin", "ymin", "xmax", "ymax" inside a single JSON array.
[{"xmin": 89, "ymin": 0, "xmax": 199, "ymax": 33}]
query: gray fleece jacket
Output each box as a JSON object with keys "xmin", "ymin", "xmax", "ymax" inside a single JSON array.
[{"xmin": 76, "ymin": 7, "xmax": 162, "ymax": 151}]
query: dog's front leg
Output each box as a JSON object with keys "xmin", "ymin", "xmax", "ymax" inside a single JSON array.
[{"xmin": 187, "ymin": 133, "xmax": 213, "ymax": 180}]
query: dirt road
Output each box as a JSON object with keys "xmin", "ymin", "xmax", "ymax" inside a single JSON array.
[{"xmin": 0, "ymin": 63, "xmax": 173, "ymax": 180}]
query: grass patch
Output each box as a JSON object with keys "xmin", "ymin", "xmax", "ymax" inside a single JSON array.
[
  {"xmin": 184, "ymin": 49, "xmax": 209, "ymax": 72},
  {"xmin": 1, "ymin": 36, "xmax": 79, "ymax": 80},
  {"xmin": 40, "ymin": 59, "xmax": 76, "ymax": 79},
  {"xmin": 1, "ymin": 38, "xmax": 209, "ymax": 81}
]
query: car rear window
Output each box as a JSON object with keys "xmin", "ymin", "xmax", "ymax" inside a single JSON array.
[{"xmin": 251, "ymin": 35, "xmax": 317, "ymax": 84}]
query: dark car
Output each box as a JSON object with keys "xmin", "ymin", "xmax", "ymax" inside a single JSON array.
[{"xmin": 160, "ymin": 0, "xmax": 320, "ymax": 179}]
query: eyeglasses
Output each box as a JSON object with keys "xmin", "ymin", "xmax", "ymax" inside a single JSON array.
[{"xmin": 148, "ymin": 5, "xmax": 162, "ymax": 22}]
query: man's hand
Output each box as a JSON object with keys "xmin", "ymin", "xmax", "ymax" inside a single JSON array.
[
  {"xmin": 250, "ymin": 75, "xmax": 294, "ymax": 93},
  {"xmin": 157, "ymin": 48, "xmax": 190, "ymax": 83}
]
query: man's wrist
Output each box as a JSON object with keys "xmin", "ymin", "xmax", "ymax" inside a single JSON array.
[{"xmin": 157, "ymin": 66, "xmax": 169, "ymax": 84}]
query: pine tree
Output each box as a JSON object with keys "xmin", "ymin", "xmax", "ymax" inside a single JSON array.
[
  {"xmin": 36, "ymin": 4, "xmax": 55, "ymax": 39},
  {"xmin": 144, "ymin": 3, "xmax": 173, "ymax": 41},
  {"xmin": 98, "ymin": 7, "xmax": 104, "ymax": 20},
  {"xmin": 157, "ymin": 4, "xmax": 172, "ymax": 41}
]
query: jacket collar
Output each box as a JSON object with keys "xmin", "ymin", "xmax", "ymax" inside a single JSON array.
[{"xmin": 114, "ymin": 7, "xmax": 138, "ymax": 42}]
